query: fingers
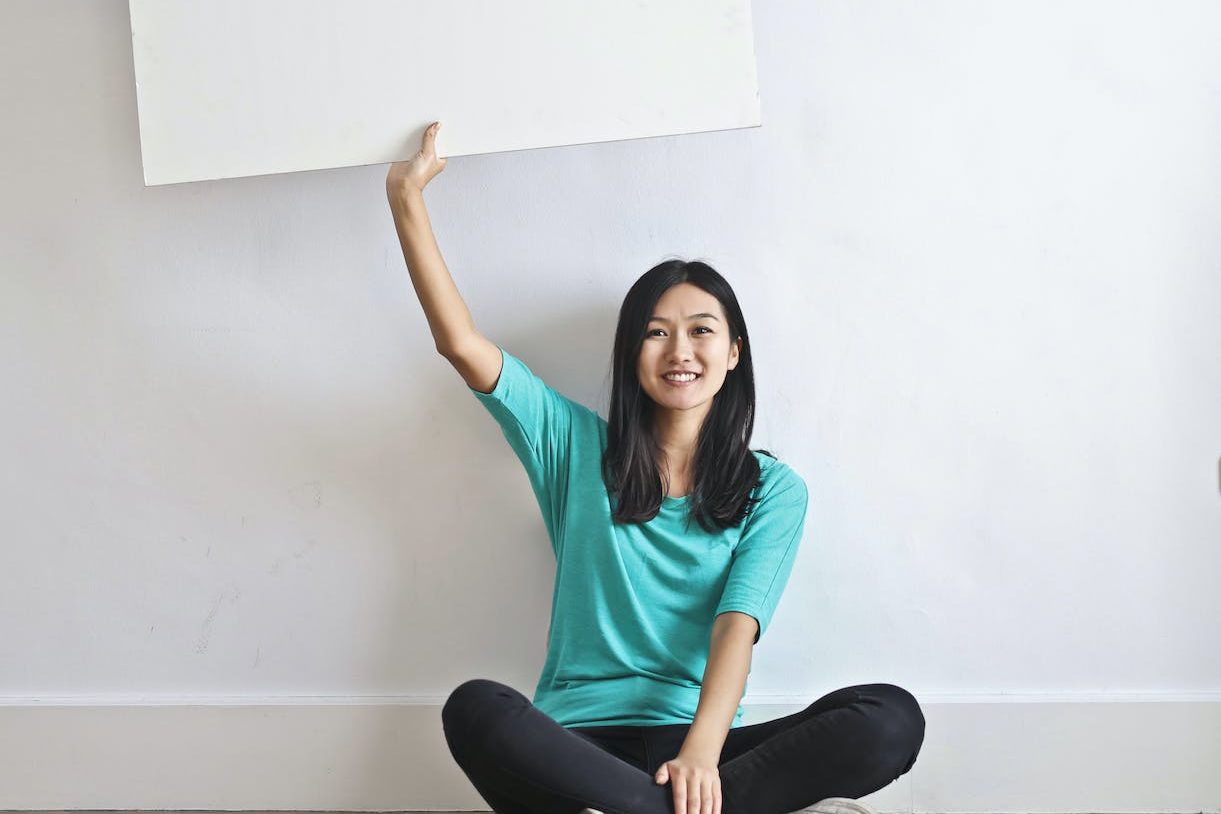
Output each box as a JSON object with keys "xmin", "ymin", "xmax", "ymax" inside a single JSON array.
[
  {"xmin": 421, "ymin": 121, "xmax": 444, "ymax": 162},
  {"xmin": 673, "ymin": 778, "xmax": 718, "ymax": 814},
  {"xmin": 674, "ymin": 778, "xmax": 689, "ymax": 814}
]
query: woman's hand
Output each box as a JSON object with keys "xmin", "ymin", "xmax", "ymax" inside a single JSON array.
[
  {"xmin": 386, "ymin": 121, "xmax": 447, "ymax": 198},
  {"xmin": 655, "ymin": 752, "xmax": 722, "ymax": 814}
]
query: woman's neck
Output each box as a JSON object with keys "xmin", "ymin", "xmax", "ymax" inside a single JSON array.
[
  {"xmin": 653, "ymin": 407, "xmax": 704, "ymax": 459},
  {"xmin": 653, "ymin": 405, "xmax": 708, "ymax": 496}
]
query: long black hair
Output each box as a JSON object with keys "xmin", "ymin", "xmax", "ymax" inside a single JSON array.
[{"xmin": 602, "ymin": 259, "xmax": 775, "ymax": 532}]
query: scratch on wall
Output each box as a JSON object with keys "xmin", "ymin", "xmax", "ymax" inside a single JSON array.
[
  {"xmin": 194, "ymin": 587, "xmax": 242, "ymax": 654},
  {"xmin": 195, "ymin": 593, "xmax": 224, "ymax": 654}
]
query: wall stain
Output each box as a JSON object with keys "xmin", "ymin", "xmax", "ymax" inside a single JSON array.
[
  {"xmin": 267, "ymin": 537, "xmax": 320, "ymax": 576},
  {"xmin": 288, "ymin": 480, "xmax": 323, "ymax": 510}
]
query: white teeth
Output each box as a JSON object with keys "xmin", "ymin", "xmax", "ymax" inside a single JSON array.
[{"xmin": 664, "ymin": 373, "xmax": 698, "ymax": 381}]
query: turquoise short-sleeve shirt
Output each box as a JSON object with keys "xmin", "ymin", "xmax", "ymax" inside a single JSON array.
[{"xmin": 469, "ymin": 346, "xmax": 808, "ymax": 728}]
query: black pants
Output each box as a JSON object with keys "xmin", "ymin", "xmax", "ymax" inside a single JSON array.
[{"xmin": 442, "ymin": 678, "xmax": 925, "ymax": 814}]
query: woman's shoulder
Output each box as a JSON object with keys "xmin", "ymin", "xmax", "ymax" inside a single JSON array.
[{"xmin": 750, "ymin": 450, "xmax": 807, "ymax": 496}]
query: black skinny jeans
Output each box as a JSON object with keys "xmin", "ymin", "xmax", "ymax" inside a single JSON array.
[{"xmin": 442, "ymin": 678, "xmax": 925, "ymax": 814}]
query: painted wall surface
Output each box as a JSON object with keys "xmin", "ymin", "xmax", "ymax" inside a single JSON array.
[
  {"xmin": 2, "ymin": 0, "xmax": 1219, "ymax": 714},
  {"xmin": 128, "ymin": 0, "xmax": 761, "ymax": 185}
]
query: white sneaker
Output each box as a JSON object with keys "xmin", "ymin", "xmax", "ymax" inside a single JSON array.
[{"xmin": 808, "ymin": 798, "xmax": 879, "ymax": 814}]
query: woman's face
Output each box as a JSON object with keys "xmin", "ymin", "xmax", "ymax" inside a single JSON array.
[{"xmin": 636, "ymin": 282, "xmax": 741, "ymax": 413}]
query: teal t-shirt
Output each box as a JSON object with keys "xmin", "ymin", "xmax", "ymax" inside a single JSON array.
[{"xmin": 469, "ymin": 346, "xmax": 809, "ymax": 728}]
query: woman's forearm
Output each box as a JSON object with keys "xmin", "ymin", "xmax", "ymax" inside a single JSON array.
[{"xmin": 387, "ymin": 187, "xmax": 479, "ymax": 356}]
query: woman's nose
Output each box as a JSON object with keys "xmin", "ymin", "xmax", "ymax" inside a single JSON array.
[{"xmin": 668, "ymin": 337, "xmax": 693, "ymax": 357}]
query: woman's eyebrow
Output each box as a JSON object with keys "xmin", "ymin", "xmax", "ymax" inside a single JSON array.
[{"xmin": 648, "ymin": 313, "xmax": 719, "ymax": 323}]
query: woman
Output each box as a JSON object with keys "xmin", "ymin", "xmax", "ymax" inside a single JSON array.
[{"xmin": 386, "ymin": 122, "xmax": 925, "ymax": 814}]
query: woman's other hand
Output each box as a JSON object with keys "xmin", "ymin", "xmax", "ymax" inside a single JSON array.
[{"xmin": 655, "ymin": 753, "xmax": 722, "ymax": 814}]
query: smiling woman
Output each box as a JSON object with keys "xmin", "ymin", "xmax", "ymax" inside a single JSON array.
[
  {"xmin": 386, "ymin": 125, "xmax": 925, "ymax": 814},
  {"xmin": 607, "ymin": 260, "xmax": 761, "ymax": 531}
]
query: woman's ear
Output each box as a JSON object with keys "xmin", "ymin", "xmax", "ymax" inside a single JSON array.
[{"xmin": 728, "ymin": 337, "xmax": 742, "ymax": 370}]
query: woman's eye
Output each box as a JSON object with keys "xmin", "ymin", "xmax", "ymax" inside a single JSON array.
[{"xmin": 648, "ymin": 327, "xmax": 712, "ymax": 337}]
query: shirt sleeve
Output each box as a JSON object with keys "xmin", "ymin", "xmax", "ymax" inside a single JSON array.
[
  {"xmin": 467, "ymin": 346, "xmax": 578, "ymax": 543},
  {"xmin": 714, "ymin": 465, "xmax": 809, "ymax": 644}
]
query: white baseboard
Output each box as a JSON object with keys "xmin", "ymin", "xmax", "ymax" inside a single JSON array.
[{"xmin": 0, "ymin": 692, "xmax": 1217, "ymax": 812}]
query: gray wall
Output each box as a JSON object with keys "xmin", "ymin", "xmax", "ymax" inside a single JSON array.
[{"xmin": 3, "ymin": 0, "xmax": 1219, "ymax": 718}]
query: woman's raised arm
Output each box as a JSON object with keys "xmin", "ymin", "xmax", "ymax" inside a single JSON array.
[{"xmin": 386, "ymin": 122, "xmax": 502, "ymax": 393}]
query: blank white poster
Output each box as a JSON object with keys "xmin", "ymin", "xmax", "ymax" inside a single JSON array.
[{"xmin": 128, "ymin": 0, "xmax": 761, "ymax": 186}]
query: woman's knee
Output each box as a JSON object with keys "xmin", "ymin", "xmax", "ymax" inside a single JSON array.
[
  {"xmin": 441, "ymin": 678, "xmax": 516, "ymax": 742},
  {"xmin": 870, "ymin": 683, "xmax": 925, "ymax": 771}
]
